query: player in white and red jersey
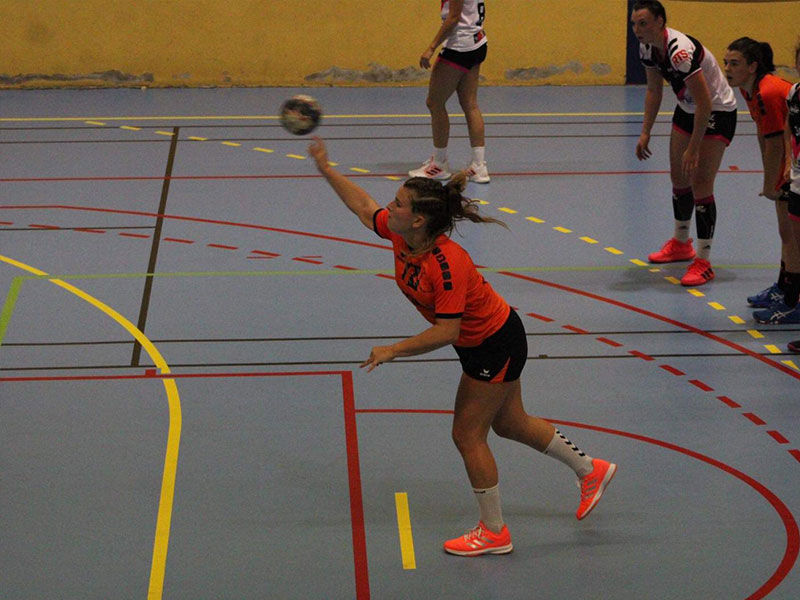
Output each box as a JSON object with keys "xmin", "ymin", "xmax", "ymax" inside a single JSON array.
[
  {"xmin": 632, "ymin": 1, "xmax": 737, "ymax": 287},
  {"xmin": 409, "ymin": 1, "xmax": 491, "ymax": 184},
  {"xmin": 309, "ymin": 137, "xmax": 617, "ymax": 556},
  {"xmin": 786, "ymin": 42, "xmax": 800, "ymax": 351}
]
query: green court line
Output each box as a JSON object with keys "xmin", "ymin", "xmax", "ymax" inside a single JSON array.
[
  {"xmin": 0, "ymin": 276, "xmax": 24, "ymax": 347},
  {"xmin": 0, "ymin": 262, "xmax": 777, "ymax": 348}
]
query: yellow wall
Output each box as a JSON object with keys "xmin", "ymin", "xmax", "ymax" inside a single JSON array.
[{"xmin": 0, "ymin": 0, "xmax": 797, "ymax": 89}]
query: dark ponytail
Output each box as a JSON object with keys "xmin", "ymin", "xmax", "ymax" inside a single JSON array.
[
  {"xmin": 403, "ymin": 172, "xmax": 506, "ymax": 255},
  {"xmin": 728, "ymin": 37, "xmax": 776, "ymax": 76}
]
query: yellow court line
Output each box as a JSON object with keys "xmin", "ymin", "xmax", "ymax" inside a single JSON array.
[
  {"xmin": 253, "ymin": 147, "xmax": 273, "ymax": 153},
  {"xmin": 155, "ymin": 130, "xmax": 175, "ymax": 136},
  {"xmin": 688, "ymin": 289, "xmax": 705, "ymax": 297},
  {"xmin": 580, "ymin": 236, "xmax": 598, "ymax": 244},
  {"xmin": 782, "ymin": 360, "xmax": 799, "ymax": 371},
  {"xmin": 553, "ymin": 226, "xmax": 572, "ymax": 233},
  {"xmin": 85, "ymin": 120, "xmax": 106, "ymax": 126},
  {"xmin": 765, "ymin": 344, "xmax": 782, "ymax": 354},
  {"xmin": 729, "ymin": 315, "xmax": 746, "ymax": 324},
  {"xmin": 629, "ymin": 259, "xmax": 648, "ymax": 267},
  {"xmin": 664, "ymin": 276, "xmax": 681, "ymax": 284},
  {"xmin": 394, "ymin": 492, "xmax": 416, "ymax": 570},
  {"xmin": 0, "ymin": 255, "xmax": 181, "ymax": 600},
  {"xmin": 604, "ymin": 247, "xmax": 623, "ymax": 255},
  {"xmin": 349, "ymin": 167, "xmax": 370, "ymax": 173},
  {"xmin": 385, "ymin": 176, "xmax": 403, "ymax": 181},
  {"xmin": 475, "ymin": 199, "xmax": 489, "ymax": 205},
  {"xmin": 708, "ymin": 302, "xmax": 726, "ymax": 311},
  {"xmin": 0, "ymin": 110, "xmax": 714, "ymax": 123},
  {"xmin": 188, "ymin": 136, "xmax": 208, "ymax": 141},
  {"xmin": 286, "ymin": 154, "xmax": 306, "ymax": 160},
  {"xmin": 526, "ymin": 216, "xmax": 545, "ymax": 223},
  {"xmin": 120, "ymin": 125, "xmax": 142, "ymax": 131},
  {"xmin": 748, "ymin": 329, "xmax": 765, "ymax": 339},
  {"xmin": 498, "ymin": 207, "xmax": 518, "ymax": 214},
  {"xmin": 221, "ymin": 141, "xmax": 241, "ymax": 147}
]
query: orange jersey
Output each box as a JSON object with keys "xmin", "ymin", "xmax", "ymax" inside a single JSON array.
[
  {"xmin": 741, "ymin": 74, "xmax": 792, "ymax": 189},
  {"xmin": 742, "ymin": 74, "xmax": 792, "ymax": 136},
  {"xmin": 374, "ymin": 208, "xmax": 509, "ymax": 347}
]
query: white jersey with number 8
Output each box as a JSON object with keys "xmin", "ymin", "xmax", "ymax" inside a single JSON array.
[{"xmin": 441, "ymin": 0, "xmax": 487, "ymax": 52}]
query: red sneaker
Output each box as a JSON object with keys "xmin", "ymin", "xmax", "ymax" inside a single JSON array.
[
  {"xmin": 576, "ymin": 458, "xmax": 617, "ymax": 520},
  {"xmin": 648, "ymin": 238, "xmax": 696, "ymax": 263},
  {"xmin": 680, "ymin": 258, "xmax": 715, "ymax": 287},
  {"xmin": 443, "ymin": 521, "xmax": 513, "ymax": 556}
]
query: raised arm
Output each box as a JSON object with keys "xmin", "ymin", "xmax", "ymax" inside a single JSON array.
[{"xmin": 308, "ymin": 137, "xmax": 381, "ymax": 230}]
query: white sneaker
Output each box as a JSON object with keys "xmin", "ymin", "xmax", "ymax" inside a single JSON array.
[
  {"xmin": 409, "ymin": 157, "xmax": 452, "ymax": 180},
  {"xmin": 465, "ymin": 161, "xmax": 490, "ymax": 183}
]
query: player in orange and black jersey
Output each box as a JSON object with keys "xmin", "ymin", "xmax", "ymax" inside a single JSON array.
[
  {"xmin": 308, "ymin": 136, "xmax": 617, "ymax": 556},
  {"xmin": 786, "ymin": 41, "xmax": 800, "ymax": 351},
  {"xmin": 724, "ymin": 37, "xmax": 799, "ymax": 325}
]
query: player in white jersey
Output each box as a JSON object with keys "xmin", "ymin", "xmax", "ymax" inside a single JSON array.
[
  {"xmin": 409, "ymin": 1, "xmax": 490, "ymax": 184},
  {"xmin": 786, "ymin": 42, "xmax": 800, "ymax": 352},
  {"xmin": 631, "ymin": 1, "xmax": 737, "ymax": 287}
]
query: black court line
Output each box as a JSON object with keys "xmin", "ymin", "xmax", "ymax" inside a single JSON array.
[
  {"xmin": 130, "ymin": 125, "xmax": 179, "ymax": 367},
  {"xmin": 1, "ymin": 352, "xmax": 794, "ymax": 373},
  {"xmin": 4, "ymin": 327, "xmax": 798, "ymax": 347}
]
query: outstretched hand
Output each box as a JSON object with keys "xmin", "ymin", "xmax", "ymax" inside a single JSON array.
[
  {"xmin": 308, "ymin": 136, "xmax": 330, "ymax": 173},
  {"xmin": 360, "ymin": 345, "xmax": 396, "ymax": 373}
]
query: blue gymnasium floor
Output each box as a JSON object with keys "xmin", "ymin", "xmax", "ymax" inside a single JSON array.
[{"xmin": 1, "ymin": 85, "xmax": 799, "ymax": 599}]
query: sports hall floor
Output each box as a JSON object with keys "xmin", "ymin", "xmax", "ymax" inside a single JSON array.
[{"xmin": 1, "ymin": 85, "xmax": 798, "ymax": 599}]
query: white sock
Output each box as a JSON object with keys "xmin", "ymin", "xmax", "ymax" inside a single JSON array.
[
  {"xmin": 674, "ymin": 220, "xmax": 692, "ymax": 243},
  {"xmin": 696, "ymin": 238, "xmax": 712, "ymax": 261},
  {"xmin": 434, "ymin": 147, "xmax": 448, "ymax": 163},
  {"xmin": 473, "ymin": 484, "xmax": 504, "ymax": 533},
  {"xmin": 543, "ymin": 428, "xmax": 594, "ymax": 478},
  {"xmin": 471, "ymin": 146, "xmax": 485, "ymax": 165}
]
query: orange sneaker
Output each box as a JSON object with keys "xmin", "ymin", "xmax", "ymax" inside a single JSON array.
[
  {"xmin": 680, "ymin": 258, "xmax": 715, "ymax": 287},
  {"xmin": 648, "ymin": 237, "xmax": 695, "ymax": 263},
  {"xmin": 443, "ymin": 521, "xmax": 513, "ymax": 556},
  {"xmin": 576, "ymin": 458, "xmax": 617, "ymax": 520}
]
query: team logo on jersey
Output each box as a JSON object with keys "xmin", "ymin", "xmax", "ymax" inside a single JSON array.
[
  {"xmin": 480, "ymin": 368, "xmax": 491, "ymax": 378},
  {"xmin": 671, "ymin": 48, "xmax": 691, "ymax": 73},
  {"xmin": 706, "ymin": 113, "xmax": 717, "ymax": 131},
  {"xmin": 432, "ymin": 247, "xmax": 453, "ymax": 291}
]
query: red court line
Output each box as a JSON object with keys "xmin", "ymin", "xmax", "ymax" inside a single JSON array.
[
  {"xmin": 0, "ymin": 205, "xmax": 393, "ymax": 253},
  {"xmin": 718, "ymin": 396, "xmax": 741, "ymax": 408},
  {"xmin": 526, "ymin": 312, "xmax": 554, "ymax": 322},
  {"xmin": 74, "ymin": 228, "xmax": 106, "ymax": 234},
  {"xmin": 293, "ymin": 257, "xmax": 324, "ymax": 265},
  {"xmin": 689, "ymin": 379, "xmax": 714, "ymax": 392},
  {"xmin": 743, "ymin": 412, "xmax": 767, "ymax": 426},
  {"xmin": 207, "ymin": 243, "xmax": 238, "ymax": 250},
  {"xmin": 501, "ymin": 272, "xmax": 800, "ymax": 381},
  {"xmin": 596, "ymin": 337, "xmax": 623, "ymax": 347},
  {"xmin": 163, "ymin": 237, "xmax": 194, "ymax": 244},
  {"xmin": 360, "ymin": 409, "xmax": 798, "ymax": 600},
  {"xmin": 629, "ymin": 350, "xmax": 655, "ymax": 361},
  {"xmin": 768, "ymin": 431, "xmax": 790, "ymax": 444},
  {"xmin": 119, "ymin": 232, "xmax": 151, "ymax": 239},
  {"xmin": 659, "ymin": 364, "xmax": 685, "ymax": 376},
  {"xmin": 1, "ymin": 368, "xmax": 371, "ymax": 599},
  {"xmin": 250, "ymin": 250, "xmax": 280, "ymax": 257},
  {"xmin": 562, "ymin": 324, "xmax": 589, "ymax": 334}
]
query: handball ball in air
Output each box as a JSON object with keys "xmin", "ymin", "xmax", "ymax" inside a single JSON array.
[{"xmin": 279, "ymin": 94, "xmax": 322, "ymax": 135}]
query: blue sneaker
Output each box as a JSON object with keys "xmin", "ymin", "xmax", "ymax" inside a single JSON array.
[
  {"xmin": 753, "ymin": 302, "xmax": 800, "ymax": 324},
  {"xmin": 747, "ymin": 283, "xmax": 783, "ymax": 308}
]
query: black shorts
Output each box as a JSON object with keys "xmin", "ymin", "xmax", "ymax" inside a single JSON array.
[
  {"xmin": 788, "ymin": 190, "xmax": 800, "ymax": 220},
  {"xmin": 454, "ymin": 309, "xmax": 527, "ymax": 383},
  {"xmin": 438, "ymin": 43, "xmax": 487, "ymax": 72},
  {"xmin": 672, "ymin": 105, "xmax": 737, "ymax": 146}
]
